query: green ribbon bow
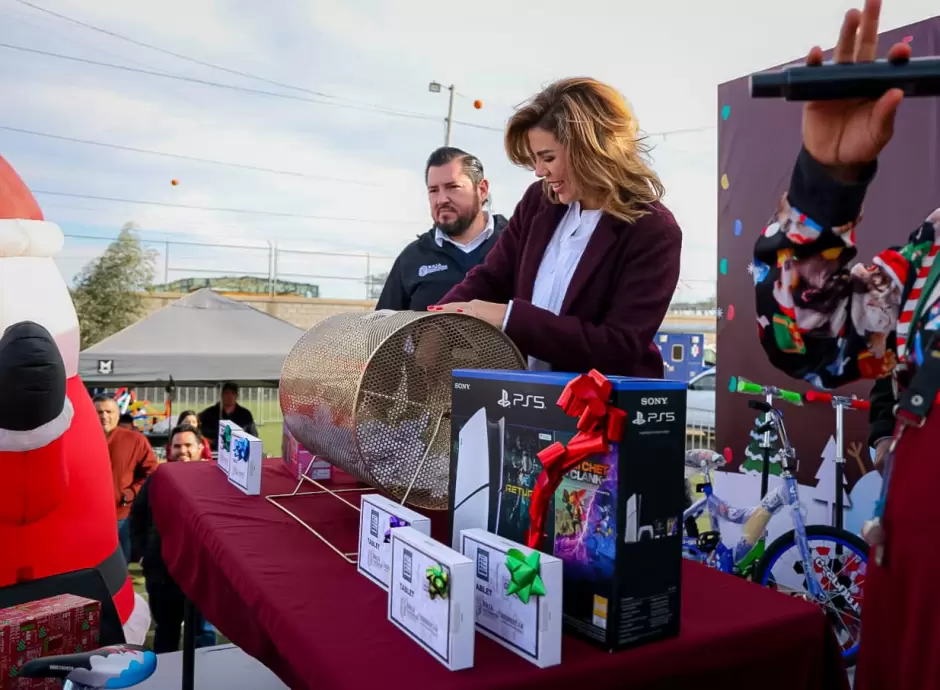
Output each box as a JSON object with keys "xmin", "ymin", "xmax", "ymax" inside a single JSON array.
[
  {"xmin": 221, "ymin": 424, "xmax": 232, "ymax": 452},
  {"xmin": 426, "ymin": 564, "xmax": 449, "ymax": 600},
  {"xmin": 505, "ymin": 548, "xmax": 547, "ymax": 604}
]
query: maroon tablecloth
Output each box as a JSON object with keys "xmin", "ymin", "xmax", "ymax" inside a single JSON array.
[{"xmin": 150, "ymin": 460, "xmax": 848, "ymax": 690}]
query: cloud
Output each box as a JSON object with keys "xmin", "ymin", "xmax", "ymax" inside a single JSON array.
[{"xmin": 5, "ymin": 0, "xmax": 940, "ymax": 302}]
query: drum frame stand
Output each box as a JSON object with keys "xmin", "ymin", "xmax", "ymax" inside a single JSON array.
[
  {"xmin": 265, "ymin": 412, "xmax": 445, "ymax": 565},
  {"xmin": 266, "ymin": 471, "xmax": 369, "ymax": 564}
]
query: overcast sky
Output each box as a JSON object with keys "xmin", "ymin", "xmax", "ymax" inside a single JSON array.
[{"xmin": 0, "ymin": 0, "xmax": 936, "ymax": 300}]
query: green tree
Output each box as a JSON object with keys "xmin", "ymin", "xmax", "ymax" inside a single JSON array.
[{"xmin": 71, "ymin": 223, "xmax": 157, "ymax": 349}]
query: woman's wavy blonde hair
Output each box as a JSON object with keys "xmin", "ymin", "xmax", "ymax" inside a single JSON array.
[{"xmin": 505, "ymin": 77, "xmax": 665, "ymax": 223}]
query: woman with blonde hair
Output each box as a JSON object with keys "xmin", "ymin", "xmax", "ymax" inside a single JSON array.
[{"xmin": 433, "ymin": 77, "xmax": 682, "ymax": 376}]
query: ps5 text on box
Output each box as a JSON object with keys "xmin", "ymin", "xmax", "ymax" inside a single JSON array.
[
  {"xmin": 448, "ymin": 369, "xmax": 686, "ymax": 652},
  {"xmin": 225, "ymin": 426, "xmax": 263, "ymax": 496},
  {"xmin": 388, "ymin": 527, "xmax": 474, "ymax": 671},
  {"xmin": 460, "ymin": 528, "xmax": 562, "ymax": 668},
  {"xmin": 357, "ymin": 494, "xmax": 431, "ymax": 590},
  {"xmin": 216, "ymin": 419, "xmax": 242, "ymax": 475}
]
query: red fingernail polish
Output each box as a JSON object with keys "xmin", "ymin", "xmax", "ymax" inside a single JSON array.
[{"xmin": 456, "ymin": 308, "xmax": 464, "ymax": 313}]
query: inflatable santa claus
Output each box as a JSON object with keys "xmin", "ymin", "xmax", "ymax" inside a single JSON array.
[{"xmin": 0, "ymin": 154, "xmax": 149, "ymax": 643}]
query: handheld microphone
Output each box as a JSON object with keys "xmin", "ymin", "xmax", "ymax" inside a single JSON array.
[{"xmin": 750, "ymin": 57, "xmax": 940, "ymax": 101}]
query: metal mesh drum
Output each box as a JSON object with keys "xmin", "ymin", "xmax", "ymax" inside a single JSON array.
[{"xmin": 279, "ymin": 311, "xmax": 525, "ymax": 510}]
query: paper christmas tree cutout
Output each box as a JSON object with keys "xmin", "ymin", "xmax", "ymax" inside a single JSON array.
[
  {"xmin": 813, "ymin": 436, "xmax": 851, "ymax": 516},
  {"xmin": 739, "ymin": 413, "xmax": 784, "ymax": 477}
]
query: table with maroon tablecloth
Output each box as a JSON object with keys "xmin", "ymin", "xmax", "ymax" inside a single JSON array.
[{"xmin": 149, "ymin": 460, "xmax": 848, "ymax": 690}]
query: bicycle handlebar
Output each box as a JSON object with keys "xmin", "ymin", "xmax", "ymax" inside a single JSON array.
[
  {"xmin": 803, "ymin": 390, "xmax": 870, "ymax": 410},
  {"xmin": 729, "ymin": 376, "xmax": 803, "ymax": 405}
]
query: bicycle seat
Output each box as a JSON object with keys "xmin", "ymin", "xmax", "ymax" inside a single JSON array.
[
  {"xmin": 19, "ymin": 645, "xmax": 156, "ymax": 689},
  {"xmin": 696, "ymin": 531, "xmax": 722, "ymax": 553},
  {"xmin": 684, "ymin": 449, "xmax": 726, "ymax": 471}
]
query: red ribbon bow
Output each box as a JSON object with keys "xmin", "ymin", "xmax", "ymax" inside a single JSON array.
[{"xmin": 525, "ymin": 370, "xmax": 625, "ymax": 548}]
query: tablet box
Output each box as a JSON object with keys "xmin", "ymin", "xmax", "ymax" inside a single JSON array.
[
  {"xmin": 448, "ymin": 369, "xmax": 686, "ymax": 652},
  {"xmin": 226, "ymin": 426, "xmax": 263, "ymax": 496},
  {"xmin": 388, "ymin": 527, "xmax": 474, "ymax": 671},
  {"xmin": 459, "ymin": 528, "xmax": 562, "ymax": 668},
  {"xmin": 282, "ymin": 422, "xmax": 332, "ymax": 481},
  {"xmin": 217, "ymin": 419, "xmax": 241, "ymax": 475},
  {"xmin": 358, "ymin": 494, "xmax": 432, "ymax": 590}
]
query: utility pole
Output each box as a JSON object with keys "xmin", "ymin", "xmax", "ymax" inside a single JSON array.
[{"xmin": 429, "ymin": 81, "xmax": 457, "ymax": 146}]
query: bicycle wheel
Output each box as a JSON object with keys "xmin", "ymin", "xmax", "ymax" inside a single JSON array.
[{"xmin": 752, "ymin": 525, "xmax": 868, "ymax": 667}]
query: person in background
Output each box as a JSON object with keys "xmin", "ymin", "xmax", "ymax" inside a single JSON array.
[
  {"xmin": 751, "ymin": 2, "xmax": 939, "ymax": 685},
  {"xmin": 171, "ymin": 409, "xmax": 212, "ymax": 460},
  {"xmin": 376, "ymin": 147, "xmax": 508, "ymax": 311},
  {"xmin": 868, "ymin": 376, "xmax": 894, "ymax": 469},
  {"xmin": 93, "ymin": 394, "xmax": 158, "ymax": 564},
  {"xmin": 434, "ymin": 78, "xmax": 682, "ymax": 376},
  {"xmin": 198, "ymin": 382, "xmax": 257, "ymax": 451},
  {"xmin": 118, "ymin": 413, "xmax": 136, "ymax": 431},
  {"xmin": 130, "ymin": 424, "xmax": 217, "ymax": 653}
]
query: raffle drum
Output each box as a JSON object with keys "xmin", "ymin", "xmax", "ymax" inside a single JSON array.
[{"xmin": 279, "ymin": 311, "xmax": 525, "ymax": 510}]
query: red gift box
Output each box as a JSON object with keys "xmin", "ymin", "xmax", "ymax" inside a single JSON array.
[{"xmin": 0, "ymin": 594, "xmax": 101, "ymax": 690}]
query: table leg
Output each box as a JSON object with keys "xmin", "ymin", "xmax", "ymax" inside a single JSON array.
[{"xmin": 182, "ymin": 598, "xmax": 195, "ymax": 690}]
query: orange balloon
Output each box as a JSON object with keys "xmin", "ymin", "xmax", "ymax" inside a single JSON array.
[
  {"xmin": 473, "ymin": 100, "xmax": 483, "ymax": 110},
  {"xmin": 171, "ymin": 179, "xmax": 179, "ymax": 186}
]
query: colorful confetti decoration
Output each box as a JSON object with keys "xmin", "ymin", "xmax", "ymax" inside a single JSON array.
[
  {"xmin": 505, "ymin": 549, "xmax": 547, "ymax": 605},
  {"xmin": 734, "ymin": 219, "xmax": 742, "ymax": 236},
  {"xmin": 727, "ymin": 304, "xmax": 736, "ymax": 321},
  {"xmin": 721, "ymin": 104, "xmax": 731, "ymax": 120},
  {"xmin": 720, "ymin": 174, "xmax": 730, "ymax": 190},
  {"xmin": 747, "ymin": 260, "xmax": 770, "ymax": 284},
  {"xmin": 719, "ymin": 258, "xmax": 728, "ymax": 275},
  {"xmin": 426, "ymin": 564, "xmax": 449, "ymax": 600}
]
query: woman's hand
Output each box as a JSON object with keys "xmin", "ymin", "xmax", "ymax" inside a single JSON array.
[
  {"xmin": 802, "ymin": 0, "xmax": 910, "ymax": 179},
  {"xmin": 430, "ymin": 301, "xmax": 508, "ymax": 328}
]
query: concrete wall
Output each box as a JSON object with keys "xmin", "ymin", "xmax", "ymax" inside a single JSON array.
[
  {"xmin": 142, "ymin": 292, "xmax": 375, "ymax": 331},
  {"xmin": 143, "ymin": 292, "xmax": 717, "ymax": 344}
]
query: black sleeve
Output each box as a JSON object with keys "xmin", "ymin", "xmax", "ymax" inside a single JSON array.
[
  {"xmin": 129, "ymin": 475, "xmax": 151, "ymax": 563},
  {"xmin": 869, "ymin": 376, "xmax": 897, "ymax": 448},
  {"xmin": 375, "ymin": 256, "xmax": 409, "ymax": 311}
]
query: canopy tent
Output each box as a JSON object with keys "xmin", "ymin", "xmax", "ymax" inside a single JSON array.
[{"xmin": 79, "ymin": 289, "xmax": 305, "ymax": 386}]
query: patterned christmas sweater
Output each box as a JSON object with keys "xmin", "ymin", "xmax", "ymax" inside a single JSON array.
[{"xmin": 754, "ymin": 148, "xmax": 940, "ymax": 391}]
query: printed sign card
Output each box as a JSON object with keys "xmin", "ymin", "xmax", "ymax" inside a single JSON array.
[
  {"xmin": 388, "ymin": 527, "xmax": 474, "ymax": 671},
  {"xmin": 460, "ymin": 528, "xmax": 563, "ymax": 668},
  {"xmin": 357, "ymin": 494, "xmax": 431, "ymax": 590}
]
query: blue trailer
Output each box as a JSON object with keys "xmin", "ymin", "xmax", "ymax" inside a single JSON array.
[{"xmin": 654, "ymin": 332, "xmax": 708, "ymax": 382}]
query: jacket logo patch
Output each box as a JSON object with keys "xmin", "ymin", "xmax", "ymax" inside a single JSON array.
[{"xmin": 418, "ymin": 263, "xmax": 448, "ymax": 278}]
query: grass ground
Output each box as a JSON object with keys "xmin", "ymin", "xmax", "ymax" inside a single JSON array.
[{"xmin": 129, "ymin": 563, "xmax": 231, "ymax": 649}]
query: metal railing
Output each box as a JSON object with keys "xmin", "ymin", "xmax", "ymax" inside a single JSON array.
[
  {"xmin": 686, "ymin": 408, "xmax": 716, "ymax": 451},
  {"xmin": 61, "ymin": 233, "xmax": 397, "ymax": 300}
]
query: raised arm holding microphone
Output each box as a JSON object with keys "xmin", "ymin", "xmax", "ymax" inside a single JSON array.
[{"xmin": 750, "ymin": 1, "xmax": 940, "ymax": 687}]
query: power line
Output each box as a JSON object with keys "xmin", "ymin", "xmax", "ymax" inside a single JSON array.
[
  {"xmin": 10, "ymin": 0, "xmax": 422, "ymax": 115},
  {"xmin": 32, "ymin": 190, "xmax": 423, "ymax": 224},
  {"xmin": 0, "ymin": 43, "xmax": 712, "ymax": 140},
  {"xmin": 0, "ymin": 125, "xmax": 382, "ymax": 186},
  {"xmin": 0, "ymin": 42, "xmax": 443, "ymax": 122}
]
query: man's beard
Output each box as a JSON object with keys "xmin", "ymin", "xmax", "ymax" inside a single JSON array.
[{"xmin": 435, "ymin": 193, "xmax": 482, "ymax": 237}]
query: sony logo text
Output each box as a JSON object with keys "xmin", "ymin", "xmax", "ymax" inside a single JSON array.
[
  {"xmin": 454, "ymin": 382, "xmax": 471, "ymax": 391},
  {"xmin": 640, "ymin": 396, "xmax": 669, "ymax": 406}
]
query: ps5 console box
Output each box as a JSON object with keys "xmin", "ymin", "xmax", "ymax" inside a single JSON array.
[{"xmin": 448, "ymin": 369, "xmax": 686, "ymax": 652}]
